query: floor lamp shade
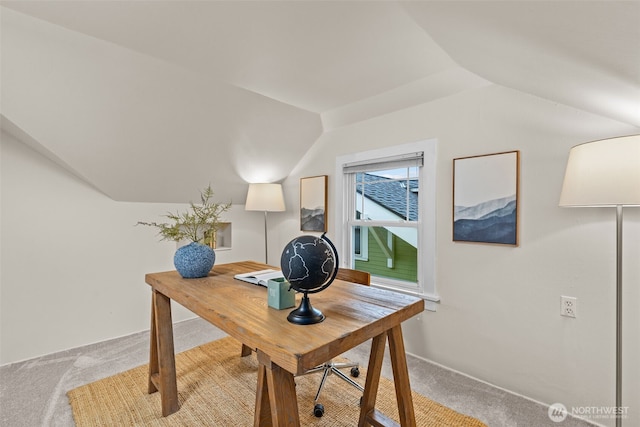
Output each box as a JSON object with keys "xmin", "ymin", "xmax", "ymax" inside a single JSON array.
[
  {"xmin": 245, "ymin": 183, "xmax": 286, "ymax": 212},
  {"xmin": 559, "ymin": 134, "xmax": 639, "ymax": 427},
  {"xmin": 245, "ymin": 183, "xmax": 286, "ymax": 264},
  {"xmin": 559, "ymin": 135, "xmax": 640, "ymax": 207}
]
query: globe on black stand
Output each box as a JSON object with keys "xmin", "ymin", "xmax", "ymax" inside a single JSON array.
[
  {"xmin": 280, "ymin": 233, "xmax": 339, "ymax": 325},
  {"xmin": 287, "ymin": 292, "xmax": 325, "ymax": 325}
]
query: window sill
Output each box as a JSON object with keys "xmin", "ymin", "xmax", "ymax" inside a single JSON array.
[{"xmin": 370, "ymin": 283, "xmax": 439, "ymax": 312}]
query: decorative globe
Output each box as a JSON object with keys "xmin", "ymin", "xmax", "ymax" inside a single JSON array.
[
  {"xmin": 280, "ymin": 233, "xmax": 338, "ymax": 324},
  {"xmin": 174, "ymin": 242, "xmax": 215, "ymax": 278}
]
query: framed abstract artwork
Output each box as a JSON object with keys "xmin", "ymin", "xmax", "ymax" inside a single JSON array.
[
  {"xmin": 300, "ymin": 175, "xmax": 328, "ymax": 232},
  {"xmin": 453, "ymin": 151, "xmax": 520, "ymax": 246}
]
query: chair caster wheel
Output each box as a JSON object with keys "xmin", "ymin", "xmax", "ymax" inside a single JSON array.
[
  {"xmin": 350, "ymin": 367, "xmax": 360, "ymax": 377},
  {"xmin": 314, "ymin": 403, "xmax": 325, "ymax": 417}
]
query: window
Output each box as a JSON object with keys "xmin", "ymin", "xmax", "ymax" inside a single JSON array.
[{"xmin": 334, "ymin": 140, "xmax": 439, "ymax": 310}]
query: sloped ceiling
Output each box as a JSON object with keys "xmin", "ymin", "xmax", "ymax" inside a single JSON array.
[{"xmin": 1, "ymin": 1, "xmax": 638, "ymax": 203}]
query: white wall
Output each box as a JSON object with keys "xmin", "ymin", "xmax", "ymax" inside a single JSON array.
[
  {"xmin": 274, "ymin": 85, "xmax": 640, "ymax": 426},
  {"xmin": 0, "ymin": 130, "xmax": 267, "ymax": 364},
  {"xmin": 2, "ymin": 82, "xmax": 639, "ymax": 425}
]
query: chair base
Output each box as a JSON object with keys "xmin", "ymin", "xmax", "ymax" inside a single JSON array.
[{"xmin": 299, "ymin": 360, "xmax": 365, "ymax": 417}]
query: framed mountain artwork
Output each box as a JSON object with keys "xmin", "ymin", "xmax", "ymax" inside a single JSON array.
[
  {"xmin": 453, "ymin": 151, "xmax": 520, "ymax": 246},
  {"xmin": 300, "ymin": 175, "xmax": 328, "ymax": 232}
]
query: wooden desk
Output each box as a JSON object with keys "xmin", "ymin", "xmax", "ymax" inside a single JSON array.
[{"xmin": 146, "ymin": 260, "xmax": 424, "ymax": 426}]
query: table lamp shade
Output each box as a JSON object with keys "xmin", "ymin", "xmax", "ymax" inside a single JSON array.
[
  {"xmin": 245, "ymin": 183, "xmax": 286, "ymax": 212},
  {"xmin": 559, "ymin": 135, "xmax": 640, "ymax": 207}
]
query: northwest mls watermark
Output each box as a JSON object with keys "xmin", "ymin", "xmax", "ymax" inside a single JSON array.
[{"xmin": 548, "ymin": 403, "xmax": 629, "ymax": 423}]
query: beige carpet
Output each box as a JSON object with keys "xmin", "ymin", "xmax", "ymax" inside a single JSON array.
[{"xmin": 68, "ymin": 336, "xmax": 487, "ymax": 426}]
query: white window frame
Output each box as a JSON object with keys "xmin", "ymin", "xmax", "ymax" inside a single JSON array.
[{"xmin": 334, "ymin": 139, "xmax": 439, "ymax": 311}]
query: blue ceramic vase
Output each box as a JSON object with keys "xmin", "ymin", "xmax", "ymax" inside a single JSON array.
[{"xmin": 174, "ymin": 242, "xmax": 215, "ymax": 278}]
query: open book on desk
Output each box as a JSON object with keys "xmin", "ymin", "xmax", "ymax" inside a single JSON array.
[{"xmin": 234, "ymin": 269, "xmax": 284, "ymax": 287}]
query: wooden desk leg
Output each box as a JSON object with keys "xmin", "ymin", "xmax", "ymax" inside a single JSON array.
[
  {"xmin": 241, "ymin": 343, "xmax": 253, "ymax": 357},
  {"xmin": 147, "ymin": 290, "xmax": 179, "ymax": 416},
  {"xmin": 388, "ymin": 325, "xmax": 416, "ymax": 427},
  {"xmin": 359, "ymin": 332, "xmax": 386, "ymax": 426},
  {"xmin": 255, "ymin": 350, "xmax": 300, "ymax": 427},
  {"xmin": 254, "ymin": 364, "xmax": 273, "ymax": 427},
  {"xmin": 148, "ymin": 294, "xmax": 159, "ymax": 394}
]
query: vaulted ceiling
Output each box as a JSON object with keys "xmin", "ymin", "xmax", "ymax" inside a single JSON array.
[{"xmin": 2, "ymin": 1, "xmax": 638, "ymax": 203}]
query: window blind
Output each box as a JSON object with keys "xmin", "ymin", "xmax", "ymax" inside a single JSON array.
[{"xmin": 342, "ymin": 152, "xmax": 424, "ymax": 173}]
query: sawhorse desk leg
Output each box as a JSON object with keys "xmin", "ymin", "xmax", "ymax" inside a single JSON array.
[
  {"xmin": 358, "ymin": 326, "xmax": 417, "ymax": 427},
  {"xmin": 254, "ymin": 350, "xmax": 300, "ymax": 427},
  {"xmin": 148, "ymin": 289, "xmax": 179, "ymax": 416}
]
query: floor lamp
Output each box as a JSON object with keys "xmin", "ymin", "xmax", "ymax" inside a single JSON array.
[
  {"xmin": 245, "ymin": 183, "xmax": 286, "ymax": 264},
  {"xmin": 559, "ymin": 134, "xmax": 640, "ymax": 427}
]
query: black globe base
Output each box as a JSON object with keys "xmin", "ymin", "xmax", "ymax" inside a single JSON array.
[{"xmin": 287, "ymin": 294, "xmax": 325, "ymax": 325}]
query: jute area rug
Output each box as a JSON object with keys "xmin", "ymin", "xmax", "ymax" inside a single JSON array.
[{"xmin": 68, "ymin": 336, "xmax": 487, "ymax": 426}]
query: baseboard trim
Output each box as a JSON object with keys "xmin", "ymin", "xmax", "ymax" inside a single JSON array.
[{"xmin": 404, "ymin": 349, "xmax": 604, "ymax": 427}]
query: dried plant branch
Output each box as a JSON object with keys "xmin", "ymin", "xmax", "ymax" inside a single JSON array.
[{"xmin": 137, "ymin": 185, "xmax": 231, "ymax": 245}]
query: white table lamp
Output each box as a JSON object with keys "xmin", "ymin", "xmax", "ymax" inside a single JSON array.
[
  {"xmin": 559, "ymin": 134, "xmax": 640, "ymax": 427},
  {"xmin": 245, "ymin": 183, "xmax": 286, "ymax": 264}
]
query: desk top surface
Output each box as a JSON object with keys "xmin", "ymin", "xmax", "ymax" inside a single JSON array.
[{"xmin": 146, "ymin": 260, "xmax": 424, "ymax": 375}]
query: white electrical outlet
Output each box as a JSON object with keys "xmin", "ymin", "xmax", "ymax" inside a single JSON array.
[{"xmin": 561, "ymin": 296, "xmax": 577, "ymax": 318}]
